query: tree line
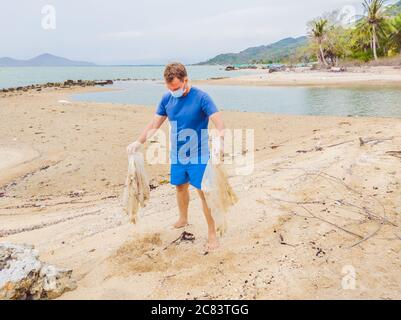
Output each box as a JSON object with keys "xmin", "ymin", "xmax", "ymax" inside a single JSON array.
[{"xmin": 304, "ymin": 0, "xmax": 401, "ymax": 66}]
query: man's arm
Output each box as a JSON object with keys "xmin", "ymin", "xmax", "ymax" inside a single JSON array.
[
  {"xmin": 127, "ymin": 114, "xmax": 167, "ymax": 154},
  {"xmin": 209, "ymin": 112, "xmax": 226, "ymax": 159},
  {"xmin": 137, "ymin": 114, "xmax": 167, "ymax": 143},
  {"xmin": 210, "ymin": 112, "xmax": 225, "ymax": 138}
]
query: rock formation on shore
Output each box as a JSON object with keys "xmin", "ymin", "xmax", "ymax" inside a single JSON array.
[
  {"xmin": 0, "ymin": 79, "xmax": 114, "ymax": 94},
  {"xmin": 0, "ymin": 243, "xmax": 76, "ymax": 300}
]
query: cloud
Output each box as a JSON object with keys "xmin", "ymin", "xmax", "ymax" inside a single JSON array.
[
  {"xmin": 100, "ymin": 30, "xmax": 144, "ymax": 39},
  {"xmin": 0, "ymin": 0, "xmax": 371, "ymax": 64}
]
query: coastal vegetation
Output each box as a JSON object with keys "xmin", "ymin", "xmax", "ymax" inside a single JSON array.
[
  {"xmin": 200, "ymin": 0, "xmax": 401, "ymax": 67},
  {"xmin": 306, "ymin": 0, "xmax": 401, "ymax": 66}
]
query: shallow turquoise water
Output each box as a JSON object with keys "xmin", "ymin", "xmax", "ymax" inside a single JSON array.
[{"xmin": 72, "ymin": 80, "xmax": 401, "ymax": 118}]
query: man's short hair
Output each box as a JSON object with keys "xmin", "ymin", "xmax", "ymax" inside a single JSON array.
[{"xmin": 164, "ymin": 63, "xmax": 188, "ymax": 83}]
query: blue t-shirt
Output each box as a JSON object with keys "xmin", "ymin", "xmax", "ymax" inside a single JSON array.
[{"xmin": 156, "ymin": 87, "xmax": 218, "ymax": 164}]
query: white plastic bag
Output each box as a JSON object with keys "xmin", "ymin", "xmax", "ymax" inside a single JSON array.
[{"xmin": 122, "ymin": 152, "xmax": 150, "ymax": 224}]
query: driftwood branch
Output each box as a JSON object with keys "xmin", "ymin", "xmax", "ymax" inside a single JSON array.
[
  {"xmin": 326, "ymin": 140, "xmax": 355, "ymax": 148},
  {"xmin": 348, "ymin": 224, "xmax": 383, "ymax": 248},
  {"xmin": 268, "ymin": 167, "xmax": 393, "ymax": 248},
  {"xmin": 359, "ymin": 137, "xmax": 394, "ymax": 147},
  {"xmin": 333, "ymin": 199, "xmax": 397, "ymax": 227},
  {"xmin": 299, "ymin": 206, "xmax": 364, "ymax": 239},
  {"xmin": 386, "ymin": 151, "xmax": 401, "ymax": 159},
  {"xmin": 266, "ymin": 194, "xmax": 324, "ymax": 206}
]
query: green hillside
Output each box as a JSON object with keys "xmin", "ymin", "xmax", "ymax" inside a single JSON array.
[{"xmin": 198, "ymin": 36, "xmax": 308, "ymax": 65}]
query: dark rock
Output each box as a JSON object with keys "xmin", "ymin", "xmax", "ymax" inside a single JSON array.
[{"xmin": 225, "ymin": 66, "xmax": 236, "ymax": 71}]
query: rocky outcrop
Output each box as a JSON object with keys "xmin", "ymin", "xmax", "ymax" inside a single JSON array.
[
  {"xmin": 0, "ymin": 243, "xmax": 76, "ymax": 300},
  {"xmin": 0, "ymin": 78, "xmax": 164, "ymax": 96}
]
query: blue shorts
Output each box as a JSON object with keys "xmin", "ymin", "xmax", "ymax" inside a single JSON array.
[{"xmin": 170, "ymin": 162, "xmax": 208, "ymax": 190}]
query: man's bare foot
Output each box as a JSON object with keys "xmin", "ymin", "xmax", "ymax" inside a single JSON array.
[
  {"xmin": 173, "ymin": 219, "xmax": 189, "ymax": 229},
  {"xmin": 204, "ymin": 234, "xmax": 220, "ymax": 252}
]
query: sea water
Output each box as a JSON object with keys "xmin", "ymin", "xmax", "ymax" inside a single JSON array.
[{"xmin": 72, "ymin": 80, "xmax": 401, "ymax": 118}]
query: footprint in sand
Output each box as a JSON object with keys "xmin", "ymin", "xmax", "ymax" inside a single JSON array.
[
  {"xmin": 111, "ymin": 233, "xmax": 172, "ymax": 273},
  {"xmin": 109, "ymin": 232, "xmax": 220, "ymax": 275}
]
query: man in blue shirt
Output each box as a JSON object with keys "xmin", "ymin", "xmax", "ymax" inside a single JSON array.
[{"xmin": 127, "ymin": 63, "xmax": 225, "ymax": 251}]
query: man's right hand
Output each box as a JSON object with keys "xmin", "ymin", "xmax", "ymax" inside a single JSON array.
[{"xmin": 126, "ymin": 141, "xmax": 142, "ymax": 154}]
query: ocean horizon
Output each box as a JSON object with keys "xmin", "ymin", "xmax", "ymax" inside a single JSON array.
[{"xmin": 0, "ymin": 65, "xmax": 245, "ymax": 90}]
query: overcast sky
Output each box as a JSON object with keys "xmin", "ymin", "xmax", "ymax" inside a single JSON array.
[{"xmin": 0, "ymin": 0, "xmax": 394, "ymax": 64}]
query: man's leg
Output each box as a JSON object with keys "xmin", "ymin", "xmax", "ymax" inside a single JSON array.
[
  {"xmin": 197, "ymin": 189, "xmax": 219, "ymax": 251},
  {"xmin": 174, "ymin": 183, "xmax": 190, "ymax": 228}
]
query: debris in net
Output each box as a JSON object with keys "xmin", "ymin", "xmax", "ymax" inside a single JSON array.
[
  {"xmin": 202, "ymin": 162, "xmax": 238, "ymax": 236},
  {"xmin": 122, "ymin": 152, "xmax": 150, "ymax": 224}
]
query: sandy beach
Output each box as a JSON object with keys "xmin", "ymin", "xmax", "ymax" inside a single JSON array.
[
  {"xmin": 1, "ymin": 76, "xmax": 401, "ymax": 299},
  {"xmin": 196, "ymin": 66, "xmax": 401, "ymax": 87}
]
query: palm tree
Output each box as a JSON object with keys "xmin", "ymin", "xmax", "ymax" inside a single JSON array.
[
  {"xmin": 361, "ymin": 0, "xmax": 387, "ymax": 60},
  {"xmin": 311, "ymin": 19, "xmax": 329, "ymax": 66},
  {"xmin": 390, "ymin": 14, "xmax": 401, "ymax": 54}
]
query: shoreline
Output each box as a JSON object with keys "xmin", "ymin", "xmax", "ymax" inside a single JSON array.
[
  {"xmin": 1, "ymin": 66, "xmax": 401, "ymax": 97},
  {"xmin": 195, "ymin": 66, "xmax": 401, "ymax": 88}
]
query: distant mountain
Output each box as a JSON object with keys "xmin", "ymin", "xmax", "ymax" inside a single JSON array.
[
  {"xmin": 0, "ymin": 54, "xmax": 96, "ymax": 67},
  {"xmin": 198, "ymin": 36, "xmax": 308, "ymax": 65}
]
